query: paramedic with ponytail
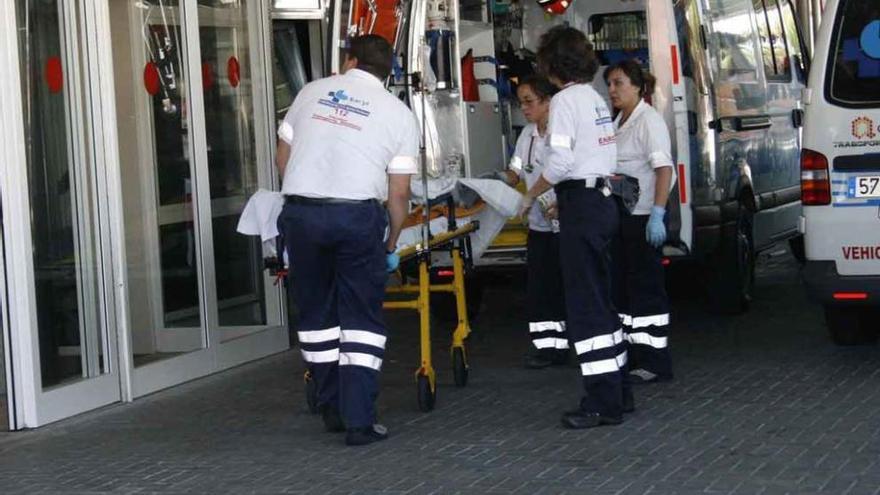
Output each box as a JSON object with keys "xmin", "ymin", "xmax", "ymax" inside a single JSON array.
[
  {"xmin": 519, "ymin": 26, "xmax": 630, "ymax": 429},
  {"xmin": 604, "ymin": 60, "xmax": 675, "ymax": 384}
]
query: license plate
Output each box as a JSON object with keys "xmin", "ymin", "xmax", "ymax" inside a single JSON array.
[{"xmin": 848, "ymin": 176, "xmax": 880, "ymax": 198}]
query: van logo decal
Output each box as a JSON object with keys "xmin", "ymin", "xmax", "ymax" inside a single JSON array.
[
  {"xmin": 860, "ymin": 21, "xmax": 880, "ymax": 60},
  {"xmin": 842, "ymin": 245, "xmax": 880, "ymax": 261},
  {"xmin": 852, "ymin": 116, "xmax": 877, "ymax": 140},
  {"xmin": 843, "ymin": 36, "xmax": 880, "ymax": 78}
]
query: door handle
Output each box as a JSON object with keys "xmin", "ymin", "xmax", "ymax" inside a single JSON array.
[
  {"xmin": 732, "ymin": 115, "xmax": 772, "ymax": 131},
  {"xmin": 710, "ymin": 115, "xmax": 772, "ymax": 132}
]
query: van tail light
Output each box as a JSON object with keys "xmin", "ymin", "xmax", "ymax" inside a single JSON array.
[
  {"xmin": 801, "ymin": 149, "xmax": 831, "ymax": 206},
  {"xmin": 833, "ymin": 292, "xmax": 868, "ymax": 301}
]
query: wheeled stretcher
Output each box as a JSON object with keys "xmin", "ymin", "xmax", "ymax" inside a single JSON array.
[{"xmin": 384, "ymin": 193, "xmax": 482, "ymax": 412}]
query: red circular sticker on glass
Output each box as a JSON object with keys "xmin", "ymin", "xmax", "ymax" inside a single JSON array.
[
  {"xmin": 143, "ymin": 62, "xmax": 160, "ymax": 96},
  {"xmin": 45, "ymin": 56, "xmax": 63, "ymax": 94},
  {"xmin": 227, "ymin": 56, "xmax": 240, "ymax": 88}
]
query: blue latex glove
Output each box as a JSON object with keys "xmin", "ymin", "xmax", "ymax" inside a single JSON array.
[
  {"xmin": 386, "ymin": 251, "xmax": 400, "ymax": 273},
  {"xmin": 646, "ymin": 206, "xmax": 667, "ymax": 248}
]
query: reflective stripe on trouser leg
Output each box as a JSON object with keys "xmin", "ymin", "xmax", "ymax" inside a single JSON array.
[
  {"xmin": 574, "ymin": 329, "xmax": 627, "ymax": 376},
  {"xmin": 334, "ymin": 202, "xmax": 389, "ymax": 429},
  {"xmin": 615, "ymin": 213, "xmax": 672, "ymax": 378},
  {"xmin": 530, "ymin": 321, "xmax": 570, "ymax": 350},
  {"xmin": 557, "ymin": 187, "xmax": 623, "ymax": 417},
  {"xmin": 526, "ymin": 230, "xmax": 568, "ymax": 351},
  {"xmin": 280, "ymin": 203, "xmax": 341, "ymax": 410},
  {"xmin": 298, "ymin": 326, "xmax": 341, "ymax": 364},
  {"xmin": 625, "ymin": 314, "xmax": 671, "ymax": 378}
]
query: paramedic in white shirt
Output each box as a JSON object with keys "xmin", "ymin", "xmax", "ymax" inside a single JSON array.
[
  {"xmin": 520, "ymin": 26, "xmax": 631, "ymax": 429},
  {"xmin": 604, "ymin": 60, "xmax": 675, "ymax": 385},
  {"xmin": 503, "ymin": 75, "xmax": 568, "ymax": 369},
  {"xmin": 275, "ymin": 35, "xmax": 419, "ymax": 447}
]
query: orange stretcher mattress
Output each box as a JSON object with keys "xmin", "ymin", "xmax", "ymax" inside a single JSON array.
[{"xmin": 402, "ymin": 200, "xmax": 487, "ymax": 229}]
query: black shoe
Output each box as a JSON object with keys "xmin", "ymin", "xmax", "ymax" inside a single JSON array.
[
  {"xmin": 561, "ymin": 410, "xmax": 623, "ymax": 429},
  {"xmin": 345, "ymin": 424, "xmax": 389, "ymax": 446},
  {"xmin": 622, "ymin": 387, "xmax": 635, "ymax": 414},
  {"xmin": 320, "ymin": 405, "xmax": 345, "ymax": 433}
]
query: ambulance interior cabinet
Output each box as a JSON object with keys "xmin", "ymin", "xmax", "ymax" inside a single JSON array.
[{"xmin": 463, "ymin": 101, "xmax": 505, "ymax": 178}]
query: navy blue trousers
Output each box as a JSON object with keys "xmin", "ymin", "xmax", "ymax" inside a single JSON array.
[
  {"xmin": 526, "ymin": 230, "xmax": 568, "ymax": 352},
  {"xmin": 612, "ymin": 214, "xmax": 673, "ymax": 379},
  {"xmin": 278, "ymin": 201, "xmax": 388, "ymax": 429},
  {"xmin": 556, "ymin": 186, "xmax": 627, "ymax": 417}
]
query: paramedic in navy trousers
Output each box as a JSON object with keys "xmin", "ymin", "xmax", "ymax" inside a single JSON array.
[
  {"xmin": 502, "ymin": 75, "xmax": 568, "ymax": 369},
  {"xmin": 520, "ymin": 26, "xmax": 632, "ymax": 429},
  {"xmin": 275, "ymin": 35, "xmax": 419, "ymax": 446},
  {"xmin": 604, "ymin": 60, "xmax": 675, "ymax": 384}
]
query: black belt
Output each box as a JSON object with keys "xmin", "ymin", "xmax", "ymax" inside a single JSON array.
[
  {"xmin": 285, "ymin": 195, "xmax": 378, "ymax": 206},
  {"xmin": 554, "ymin": 177, "xmax": 609, "ymax": 193}
]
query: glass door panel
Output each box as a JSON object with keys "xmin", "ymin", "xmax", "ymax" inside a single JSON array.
[
  {"xmin": 17, "ymin": 0, "xmax": 109, "ymax": 389},
  {"xmin": 108, "ymin": 0, "xmax": 208, "ymax": 367},
  {"xmin": 197, "ymin": 0, "xmax": 271, "ymax": 339}
]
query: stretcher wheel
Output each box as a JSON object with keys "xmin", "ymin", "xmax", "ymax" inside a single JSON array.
[
  {"xmin": 416, "ymin": 375, "xmax": 436, "ymax": 412},
  {"xmin": 304, "ymin": 371, "xmax": 319, "ymax": 414},
  {"xmin": 452, "ymin": 347, "xmax": 468, "ymax": 387}
]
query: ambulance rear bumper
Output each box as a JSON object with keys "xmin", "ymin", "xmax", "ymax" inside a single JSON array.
[{"xmin": 803, "ymin": 260, "xmax": 880, "ymax": 307}]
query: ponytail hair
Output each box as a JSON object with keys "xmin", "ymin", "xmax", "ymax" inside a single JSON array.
[{"xmin": 603, "ymin": 59, "xmax": 656, "ymax": 99}]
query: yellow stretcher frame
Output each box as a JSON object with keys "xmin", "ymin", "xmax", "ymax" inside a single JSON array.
[{"xmin": 383, "ymin": 222, "xmax": 478, "ymax": 412}]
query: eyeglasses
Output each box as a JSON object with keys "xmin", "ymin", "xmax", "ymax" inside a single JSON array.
[{"xmin": 518, "ymin": 97, "xmax": 541, "ymax": 107}]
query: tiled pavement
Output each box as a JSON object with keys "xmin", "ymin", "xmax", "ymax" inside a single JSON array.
[{"xmin": 1, "ymin": 250, "xmax": 880, "ymax": 494}]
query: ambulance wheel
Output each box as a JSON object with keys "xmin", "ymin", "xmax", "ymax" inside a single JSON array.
[
  {"xmin": 305, "ymin": 373, "xmax": 319, "ymax": 414},
  {"xmin": 452, "ymin": 347, "xmax": 468, "ymax": 387},
  {"xmin": 417, "ymin": 375, "xmax": 436, "ymax": 412},
  {"xmin": 825, "ymin": 307, "xmax": 878, "ymax": 346},
  {"xmin": 709, "ymin": 204, "xmax": 755, "ymax": 315}
]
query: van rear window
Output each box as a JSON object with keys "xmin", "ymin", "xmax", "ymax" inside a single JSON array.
[{"xmin": 827, "ymin": 0, "xmax": 880, "ymax": 108}]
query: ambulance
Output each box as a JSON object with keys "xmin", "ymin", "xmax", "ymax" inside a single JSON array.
[
  {"xmin": 270, "ymin": 0, "xmax": 811, "ymax": 314},
  {"xmin": 801, "ymin": 0, "xmax": 880, "ymax": 344}
]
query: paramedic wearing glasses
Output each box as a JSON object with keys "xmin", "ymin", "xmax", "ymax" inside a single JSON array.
[
  {"xmin": 503, "ymin": 76, "xmax": 567, "ymax": 369},
  {"xmin": 605, "ymin": 60, "xmax": 674, "ymax": 384},
  {"xmin": 604, "ymin": 61, "xmax": 675, "ymax": 385},
  {"xmin": 275, "ymin": 35, "xmax": 419, "ymax": 446},
  {"xmin": 520, "ymin": 26, "xmax": 632, "ymax": 429}
]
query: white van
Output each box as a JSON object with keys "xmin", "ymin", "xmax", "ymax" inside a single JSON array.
[{"xmin": 801, "ymin": 0, "xmax": 880, "ymax": 344}]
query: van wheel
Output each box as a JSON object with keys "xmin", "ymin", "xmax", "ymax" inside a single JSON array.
[
  {"xmin": 825, "ymin": 307, "xmax": 878, "ymax": 346},
  {"xmin": 709, "ymin": 205, "xmax": 755, "ymax": 314}
]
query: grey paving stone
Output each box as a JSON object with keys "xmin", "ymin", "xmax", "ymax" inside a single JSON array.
[{"xmin": 2, "ymin": 251, "xmax": 880, "ymax": 494}]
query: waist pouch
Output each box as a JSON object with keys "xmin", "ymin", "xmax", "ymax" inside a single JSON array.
[{"xmin": 608, "ymin": 174, "xmax": 640, "ymax": 214}]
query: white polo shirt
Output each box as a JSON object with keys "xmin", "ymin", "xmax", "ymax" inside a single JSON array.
[
  {"xmin": 613, "ymin": 100, "xmax": 675, "ymax": 215},
  {"xmin": 278, "ymin": 69, "xmax": 419, "ymax": 201},
  {"xmin": 509, "ymin": 123, "xmax": 556, "ymax": 232},
  {"xmin": 541, "ymin": 83, "xmax": 617, "ymax": 185}
]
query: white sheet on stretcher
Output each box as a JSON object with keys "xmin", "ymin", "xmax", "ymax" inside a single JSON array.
[
  {"xmin": 400, "ymin": 178, "xmax": 522, "ymax": 260},
  {"xmin": 237, "ymin": 179, "xmax": 523, "ymax": 263}
]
